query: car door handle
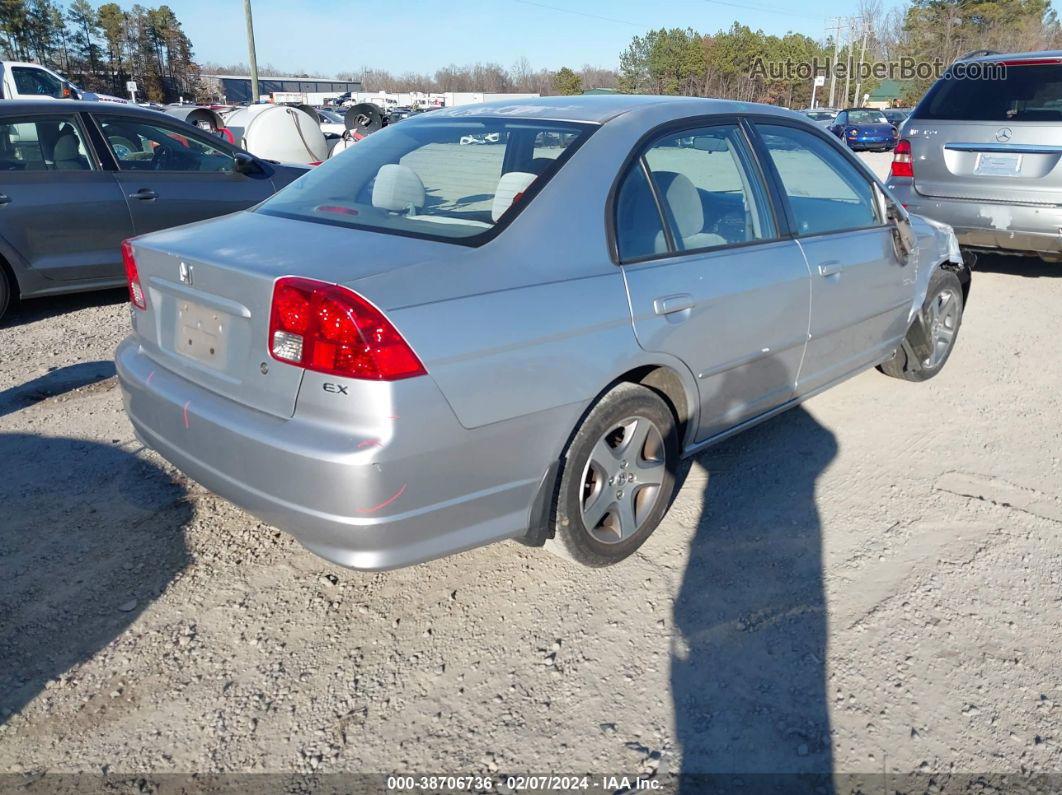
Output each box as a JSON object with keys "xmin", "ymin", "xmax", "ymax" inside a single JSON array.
[
  {"xmin": 0, "ymin": 193, "xmax": 10, "ymax": 206},
  {"xmin": 653, "ymin": 294, "xmax": 695, "ymax": 315},
  {"xmin": 128, "ymin": 189, "xmax": 158, "ymax": 201},
  {"xmin": 817, "ymin": 260, "xmax": 843, "ymax": 277}
]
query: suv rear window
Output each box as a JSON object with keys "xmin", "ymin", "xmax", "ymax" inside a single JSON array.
[
  {"xmin": 914, "ymin": 62, "xmax": 1062, "ymax": 121},
  {"xmin": 259, "ymin": 117, "xmax": 595, "ymax": 244}
]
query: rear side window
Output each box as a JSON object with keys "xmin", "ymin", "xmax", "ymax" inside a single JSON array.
[
  {"xmin": 756, "ymin": 124, "xmax": 880, "ymax": 236},
  {"xmin": 0, "ymin": 116, "xmax": 93, "ymax": 171},
  {"xmin": 259, "ymin": 117, "xmax": 594, "ymax": 244},
  {"xmin": 614, "ymin": 164, "xmax": 667, "ymax": 261},
  {"xmin": 915, "ymin": 63, "xmax": 1062, "ymax": 122}
]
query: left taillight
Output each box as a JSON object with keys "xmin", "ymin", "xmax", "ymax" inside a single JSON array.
[
  {"xmin": 121, "ymin": 239, "xmax": 146, "ymax": 310},
  {"xmin": 268, "ymin": 276, "xmax": 425, "ymax": 381}
]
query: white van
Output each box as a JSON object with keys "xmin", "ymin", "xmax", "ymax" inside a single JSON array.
[{"xmin": 0, "ymin": 61, "xmax": 127, "ymax": 103}]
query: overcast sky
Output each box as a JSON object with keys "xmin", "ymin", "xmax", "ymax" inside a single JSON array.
[{"xmin": 180, "ymin": 0, "xmax": 905, "ymax": 76}]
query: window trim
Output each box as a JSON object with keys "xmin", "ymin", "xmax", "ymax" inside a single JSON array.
[
  {"xmin": 744, "ymin": 115, "xmax": 891, "ymax": 241},
  {"xmin": 91, "ymin": 113, "xmax": 238, "ymax": 175},
  {"xmin": 0, "ymin": 111, "xmax": 99, "ymax": 172},
  {"xmin": 606, "ymin": 115, "xmax": 784, "ymax": 266}
]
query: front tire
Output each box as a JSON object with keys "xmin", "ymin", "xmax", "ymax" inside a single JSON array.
[
  {"xmin": 546, "ymin": 382, "xmax": 678, "ymax": 567},
  {"xmin": 879, "ymin": 267, "xmax": 964, "ymax": 382}
]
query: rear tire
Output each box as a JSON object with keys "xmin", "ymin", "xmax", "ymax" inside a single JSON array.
[
  {"xmin": 545, "ymin": 382, "xmax": 678, "ymax": 567},
  {"xmin": 878, "ymin": 267, "xmax": 964, "ymax": 382}
]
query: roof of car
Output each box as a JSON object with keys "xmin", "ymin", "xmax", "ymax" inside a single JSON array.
[
  {"xmin": 959, "ymin": 49, "xmax": 1062, "ymax": 64},
  {"xmin": 0, "ymin": 99, "xmax": 163, "ymax": 116},
  {"xmin": 427, "ymin": 94, "xmax": 801, "ymax": 124}
]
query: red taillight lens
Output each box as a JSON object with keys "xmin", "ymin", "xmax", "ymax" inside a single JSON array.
[
  {"xmin": 268, "ymin": 277, "xmax": 425, "ymax": 380},
  {"xmin": 891, "ymin": 139, "xmax": 913, "ymax": 178},
  {"xmin": 121, "ymin": 239, "xmax": 146, "ymax": 309}
]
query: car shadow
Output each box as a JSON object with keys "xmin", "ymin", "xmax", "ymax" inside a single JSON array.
[
  {"xmin": 0, "ymin": 433, "xmax": 192, "ymax": 725},
  {"xmin": 671, "ymin": 401, "xmax": 837, "ymax": 792},
  {"xmin": 973, "ymin": 253, "xmax": 1062, "ymax": 278},
  {"xmin": 0, "ymin": 361, "xmax": 116, "ymax": 419},
  {"xmin": 0, "ymin": 288, "xmax": 127, "ymax": 329}
]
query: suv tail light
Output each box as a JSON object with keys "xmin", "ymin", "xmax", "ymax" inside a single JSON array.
[
  {"xmin": 268, "ymin": 277, "xmax": 425, "ymax": 380},
  {"xmin": 121, "ymin": 239, "xmax": 146, "ymax": 309},
  {"xmin": 891, "ymin": 139, "xmax": 913, "ymax": 178}
]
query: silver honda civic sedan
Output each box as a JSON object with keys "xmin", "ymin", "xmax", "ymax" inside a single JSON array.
[{"xmin": 116, "ymin": 95, "xmax": 970, "ymax": 570}]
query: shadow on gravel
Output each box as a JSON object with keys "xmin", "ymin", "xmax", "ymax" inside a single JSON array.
[
  {"xmin": 973, "ymin": 253, "xmax": 1062, "ymax": 278},
  {"xmin": 0, "ymin": 433, "xmax": 191, "ymax": 725},
  {"xmin": 672, "ymin": 405, "xmax": 837, "ymax": 791},
  {"xmin": 0, "ymin": 288, "xmax": 127, "ymax": 329},
  {"xmin": 0, "ymin": 361, "xmax": 116, "ymax": 419}
]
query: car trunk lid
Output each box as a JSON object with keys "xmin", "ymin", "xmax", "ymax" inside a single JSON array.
[{"xmin": 128, "ymin": 211, "xmax": 458, "ymax": 418}]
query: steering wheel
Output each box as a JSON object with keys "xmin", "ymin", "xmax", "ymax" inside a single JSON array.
[{"xmin": 149, "ymin": 144, "xmax": 173, "ymax": 171}]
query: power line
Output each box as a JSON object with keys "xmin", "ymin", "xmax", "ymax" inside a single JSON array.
[
  {"xmin": 702, "ymin": 0, "xmax": 812, "ymax": 20},
  {"xmin": 510, "ymin": 0, "xmax": 649, "ymax": 29}
]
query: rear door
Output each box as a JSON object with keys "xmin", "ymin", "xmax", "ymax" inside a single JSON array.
[
  {"xmin": 0, "ymin": 111, "xmax": 132, "ymax": 282},
  {"xmin": 91, "ymin": 113, "xmax": 275, "ymax": 234},
  {"xmin": 752, "ymin": 122, "xmax": 912, "ymax": 394},
  {"xmin": 616, "ymin": 121, "xmax": 811, "ymax": 442},
  {"xmin": 906, "ymin": 59, "xmax": 1062, "ymax": 204}
]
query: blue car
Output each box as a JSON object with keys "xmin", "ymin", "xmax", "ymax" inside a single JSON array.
[{"xmin": 828, "ymin": 108, "xmax": 898, "ymax": 151}]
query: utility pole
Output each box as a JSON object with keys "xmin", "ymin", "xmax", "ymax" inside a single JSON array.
[
  {"xmin": 852, "ymin": 20, "xmax": 870, "ymax": 108},
  {"xmin": 826, "ymin": 17, "xmax": 844, "ymax": 108},
  {"xmin": 842, "ymin": 17, "xmax": 853, "ymax": 109},
  {"xmin": 244, "ymin": 0, "xmax": 260, "ymax": 104}
]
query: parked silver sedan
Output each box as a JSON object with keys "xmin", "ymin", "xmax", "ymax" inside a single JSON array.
[{"xmin": 116, "ymin": 95, "xmax": 970, "ymax": 570}]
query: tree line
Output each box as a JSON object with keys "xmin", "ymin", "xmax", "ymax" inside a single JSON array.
[
  {"xmin": 0, "ymin": 0, "xmax": 198, "ymax": 102},
  {"xmin": 3, "ymin": 0, "xmax": 1059, "ymax": 108}
]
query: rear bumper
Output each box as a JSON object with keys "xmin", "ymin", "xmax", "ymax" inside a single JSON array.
[
  {"xmin": 887, "ymin": 182, "xmax": 1062, "ymax": 255},
  {"xmin": 116, "ymin": 337, "xmax": 550, "ymax": 570}
]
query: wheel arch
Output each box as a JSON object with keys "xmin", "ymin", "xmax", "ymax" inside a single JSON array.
[{"xmin": 523, "ymin": 361, "xmax": 697, "ymax": 546}]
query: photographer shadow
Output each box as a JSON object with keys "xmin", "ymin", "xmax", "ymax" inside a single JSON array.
[
  {"xmin": 671, "ymin": 365, "xmax": 838, "ymax": 792},
  {"xmin": 0, "ymin": 433, "xmax": 191, "ymax": 724}
]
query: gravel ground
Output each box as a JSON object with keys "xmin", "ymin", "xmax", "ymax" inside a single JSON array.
[{"xmin": 1, "ymin": 152, "xmax": 1059, "ymax": 788}]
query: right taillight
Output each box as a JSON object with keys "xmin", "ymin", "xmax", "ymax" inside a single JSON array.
[
  {"xmin": 121, "ymin": 239, "xmax": 146, "ymax": 310},
  {"xmin": 891, "ymin": 139, "xmax": 913, "ymax": 178},
  {"xmin": 268, "ymin": 276, "xmax": 426, "ymax": 381}
]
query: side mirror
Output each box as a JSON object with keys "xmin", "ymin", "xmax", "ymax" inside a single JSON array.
[
  {"xmin": 886, "ymin": 199, "xmax": 917, "ymax": 259},
  {"xmin": 234, "ymin": 151, "xmax": 263, "ymax": 175}
]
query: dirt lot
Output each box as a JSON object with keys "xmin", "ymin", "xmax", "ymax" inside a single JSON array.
[{"xmin": 1, "ymin": 152, "xmax": 1059, "ymax": 787}]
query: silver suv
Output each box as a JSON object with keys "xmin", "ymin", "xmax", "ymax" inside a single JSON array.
[{"xmin": 887, "ymin": 51, "xmax": 1062, "ymax": 263}]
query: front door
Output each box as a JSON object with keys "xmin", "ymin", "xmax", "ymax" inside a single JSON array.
[
  {"xmin": 615, "ymin": 122, "xmax": 812, "ymax": 443},
  {"xmin": 92, "ymin": 114, "xmax": 275, "ymax": 235},
  {"xmin": 752, "ymin": 122, "xmax": 913, "ymax": 394}
]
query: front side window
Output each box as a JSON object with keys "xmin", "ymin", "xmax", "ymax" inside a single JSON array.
[
  {"xmin": 0, "ymin": 116, "xmax": 92, "ymax": 171},
  {"xmin": 756, "ymin": 124, "xmax": 880, "ymax": 236},
  {"xmin": 12, "ymin": 66, "xmax": 64, "ymax": 98},
  {"xmin": 97, "ymin": 116, "xmax": 235, "ymax": 172},
  {"xmin": 259, "ymin": 117, "xmax": 594, "ymax": 242}
]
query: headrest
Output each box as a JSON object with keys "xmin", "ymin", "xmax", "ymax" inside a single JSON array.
[
  {"xmin": 53, "ymin": 134, "xmax": 83, "ymax": 161},
  {"xmin": 655, "ymin": 171, "xmax": 703, "ymax": 239},
  {"xmin": 372, "ymin": 163, "xmax": 425, "ymax": 211},
  {"xmin": 491, "ymin": 171, "xmax": 537, "ymax": 222}
]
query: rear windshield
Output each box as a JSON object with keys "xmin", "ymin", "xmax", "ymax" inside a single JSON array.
[
  {"xmin": 847, "ymin": 110, "xmax": 888, "ymax": 124},
  {"xmin": 258, "ymin": 117, "xmax": 595, "ymax": 244},
  {"xmin": 805, "ymin": 111, "xmax": 835, "ymax": 121},
  {"xmin": 914, "ymin": 62, "xmax": 1062, "ymax": 121}
]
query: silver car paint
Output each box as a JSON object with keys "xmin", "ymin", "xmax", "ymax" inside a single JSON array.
[
  {"xmin": 888, "ymin": 51, "xmax": 1062, "ymax": 257},
  {"xmin": 117, "ymin": 95, "xmax": 960, "ymax": 570}
]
